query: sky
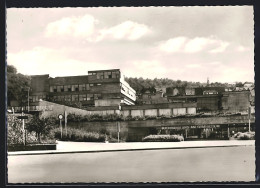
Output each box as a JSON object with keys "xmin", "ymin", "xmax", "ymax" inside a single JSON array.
[{"xmin": 6, "ymin": 6, "xmax": 254, "ymax": 83}]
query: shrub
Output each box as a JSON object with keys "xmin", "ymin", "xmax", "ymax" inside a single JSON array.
[
  {"xmin": 142, "ymin": 134, "xmax": 184, "ymax": 142},
  {"xmin": 50, "ymin": 127, "xmax": 106, "ymax": 142},
  {"xmin": 236, "ymin": 131, "xmax": 255, "ymax": 140},
  {"xmin": 7, "ymin": 114, "xmax": 38, "ymax": 145}
]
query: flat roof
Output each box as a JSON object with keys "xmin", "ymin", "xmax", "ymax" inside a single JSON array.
[{"xmin": 88, "ymin": 69, "xmax": 120, "ymax": 73}]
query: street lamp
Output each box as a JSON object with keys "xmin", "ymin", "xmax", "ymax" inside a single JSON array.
[
  {"xmin": 23, "ymin": 87, "xmax": 30, "ymax": 113},
  {"xmin": 27, "ymin": 87, "xmax": 30, "ymax": 113}
]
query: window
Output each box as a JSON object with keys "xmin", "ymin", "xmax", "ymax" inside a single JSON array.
[
  {"xmin": 71, "ymin": 85, "xmax": 79, "ymax": 91},
  {"xmin": 61, "ymin": 86, "xmax": 64, "ymax": 92},
  {"xmin": 89, "ymin": 73, "xmax": 92, "ymax": 75},
  {"xmin": 97, "ymin": 72, "xmax": 104, "ymax": 79},
  {"xmin": 56, "ymin": 95, "xmax": 64, "ymax": 101},
  {"xmin": 72, "ymin": 95, "xmax": 79, "ymax": 101},
  {"xmin": 79, "ymin": 84, "xmax": 86, "ymax": 91},
  {"xmin": 97, "ymin": 83, "xmax": 102, "ymax": 86},
  {"xmin": 79, "ymin": 94, "xmax": 87, "ymax": 101},
  {"xmin": 29, "ymin": 96, "xmax": 33, "ymax": 102},
  {"xmin": 107, "ymin": 72, "xmax": 112, "ymax": 78},
  {"xmin": 65, "ymin": 95, "xmax": 71, "ymax": 101},
  {"xmin": 104, "ymin": 72, "xmax": 108, "ymax": 79},
  {"xmin": 75, "ymin": 85, "xmax": 79, "ymax": 91},
  {"xmin": 90, "ymin": 84, "xmax": 94, "ymax": 87},
  {"xmin": 93, "ymin": 72, "xmax": 96, "ymax": 75},
  {"xmin": 68, "ymin": 85, "xmax": 71, "ymax": 92},
  {"xmin": 64, "ymin": 85, "xmax": 68, "ymax": 92},
  {"xmin": 50, "ymin": 86, "xmax": 54, "ymax": 92},
  {"xmin": 53, "ymin": 96, "xmax": 58, "ymax": 101},
  {"xmin": 116, "ymin": 71, "xmax": 120, "ymax": 78},
  {"xmin": 57, "ymin": 86, "xmax": 63, "ymax": 92},
  {"xmin": 53, "ymin": 86, "xmax": 57, "ymax": 92},
  {"xmin": 112, "ymin": 72, "xmax": 116, "ymax": 78},
  {"xmin": 87, "ymin": 94, "xmax": 94, "ymax": 100},
  {"xmin": 86, "ymin": 84, "xmax": 90, "ymax": 90}
]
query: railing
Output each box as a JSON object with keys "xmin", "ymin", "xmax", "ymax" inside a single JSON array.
[{"xmin": 8, "ymin": 105, "xmax": 54, "ymax": 112}]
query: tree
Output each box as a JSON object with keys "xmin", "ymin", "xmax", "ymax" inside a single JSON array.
[
  {"xmin": 26, "ymin": 115, "xmax": 55, "ymax": 143},
  {"xmin": 7, "ymin": 65, "xmax": 31, "ymax": 106},
  {"xmin": 235, "ymin": 82, "xmax": 243, "ymax": 87}
]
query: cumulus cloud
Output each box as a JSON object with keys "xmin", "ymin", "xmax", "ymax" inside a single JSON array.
[
  {"xmin": 98, "ymin": 21, "xmax": 150, "ymax": 41},
  {"xmin": 159, "ymin": 36, "xmax": 229, "ymax": 53},
  {"xmin": 45, "ymin": 14, "xmax": 98, "ymax": 39},
  {"xmin": 45, "ymin": 15, "xmax": 150, "ymax": 42}
]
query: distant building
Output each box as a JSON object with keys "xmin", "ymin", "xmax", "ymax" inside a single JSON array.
[
  {"xmin": 137, "ymin": 89, "xmax": 168, "ymax": 104},
  {"xmin": 28, "ymin": 69, "xmax": 136, "ymax": 108}
]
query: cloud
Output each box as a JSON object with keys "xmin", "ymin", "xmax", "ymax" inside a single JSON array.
[
  {"xmin": 235, "ymin": 45, "xmax": 250, "ymax": 52},
  {"xmin": 158, "ymin": 37, "xmax": 187, "ymax": 53},
  {"xmin": 45, "ymin": 14, "xmax": 98, "ymax": 39},
  {"xmin": 97, "ymin": 21, "xmax": 151, "ymax": 41},
  {"xmin": 186, "ymin": 64, "xmax": 201, "ymax": 68},
  {"xmin": 45, "ymin": 16, "xmax": 150, "ymax": 42},
  {"xmin": 159, "ymin": 36, "xmax": 229, "ymax": 53}
]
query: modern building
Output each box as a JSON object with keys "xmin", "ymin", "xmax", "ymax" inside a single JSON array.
[
  {"xmin": 167, "ymin": 87, "xmax": 251, "ymax": 113},
  {"xmin": 29, "ymin": 69, "xmax": 136, "ymax": 108}
]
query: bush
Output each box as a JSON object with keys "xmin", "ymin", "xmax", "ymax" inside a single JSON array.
[
  {"xmin": 236, "ymin": 131, "xmax": 255, "ymax": 140},
  {"xmin": 50, "ymin": 127, "xmax": 106, "ymax": 142},
  {"xmin": 142, "ymin": 134, "xmax": 184, "ymax": 142},
  {"xmin": 7, "ymin": 114, "xmax": 38, "ymax": 145}
]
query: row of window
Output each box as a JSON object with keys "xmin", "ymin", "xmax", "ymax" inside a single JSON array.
[
  {"xmin": 49, "ymin": 83, "xmax": 102, "ymax": 92},
  {"xmin": 89, "ymin": 71, "xmax": 120, "ymax": 79},
  {"xmin": 51, "ymin": 94, "xmax": 102, "ymax": 102}
]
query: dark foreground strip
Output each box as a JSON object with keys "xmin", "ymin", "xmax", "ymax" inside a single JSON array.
[{"xmin": 8, "ymin": 144, "xmax": 254, "ymax": 156}]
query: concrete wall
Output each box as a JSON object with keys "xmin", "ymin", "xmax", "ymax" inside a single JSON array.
[
  {"xmin": 144, "ymin": 109, "xmax": 157, "ymax": 116},
  {"xmin": 67, "ymin": 114, "xmax": 255, "ymax": 141},
  {"xmin": 222, "ymin": 91, "xmax": 251, "ymax": 113},
  {"xmin": 95, "ymin": 99, "xmax": 121, "ymax": 106},
  {"xmin": 38, "ymin": 100, "xmax": 197, "ymax": 118},
  {"xmin": 38, "ymin": 100, "xmax": 91, "ymax": 118}
]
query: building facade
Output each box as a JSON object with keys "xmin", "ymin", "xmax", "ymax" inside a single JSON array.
[{"xmin": 29, "ymin": 69, "xmax": 136, "ymax": 108}]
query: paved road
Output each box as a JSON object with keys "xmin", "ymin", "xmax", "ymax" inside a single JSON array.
[{"xmin": 8, "ymin": 145, "xmax": 254, "ymax": 183}]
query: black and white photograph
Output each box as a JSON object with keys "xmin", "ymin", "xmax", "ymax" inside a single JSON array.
[{"xmin": 6, "ymin": 6, "xmax": 255, "ymax": 183}]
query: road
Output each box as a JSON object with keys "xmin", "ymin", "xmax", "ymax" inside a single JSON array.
[{"xmin": 8, "ymin": 146, "xmax": 254, "ymax": 183}]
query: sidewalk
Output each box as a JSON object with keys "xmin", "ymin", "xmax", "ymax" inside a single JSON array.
[{"xmin": 8, "ymin": 140, "xmax": 255, "ymax": 156}]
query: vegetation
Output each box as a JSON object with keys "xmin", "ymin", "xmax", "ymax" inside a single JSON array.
[
  {"xmin": 7, "ymin": 65, "xmax": 31, "ymax": 106},
  {"xmin": 26, "ymin": 115, "xmax": 56, "ymax": 143},
  {"xmin": 142, "ymin": 135, "xmax": 184, "ymax": 142},
  {"xmin": 233, "ymin": 132, "xmax": 255, "ymax": 140},
  {"xmin": 7, "ymin": 114, "xmax": 38, "ymax": 145},
  {"xmin": 125, "ymin": 77, "xmax": 231, "ymax": 94},
  {"xmin": 50, "ymin": 127, "xmax": 108, "ymax": 142}
]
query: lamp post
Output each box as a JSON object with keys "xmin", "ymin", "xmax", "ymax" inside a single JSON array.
[
  {"xmin": 117, "ymin": 105, "xmax": 121, "ymax": 143},
  {"xmin": 248, "ymin": 106, "xmax": 251, "ymax": 132},
  {"xmin": 27, "ymin": 87, "xmax": 30, "ymax": 113}
]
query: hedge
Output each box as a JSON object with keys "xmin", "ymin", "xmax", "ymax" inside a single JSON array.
[
  {"xmin": 50, "ymin": 127, "xmax": 106, "ymax": 142},
  {"xmin": 234, "ymin": 132, "xmax": 255, "ymax": 140},
  {"xmin": 142, "ymin": 135, "xmax": 184, "ymax": 142}
]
